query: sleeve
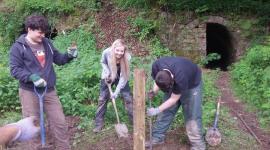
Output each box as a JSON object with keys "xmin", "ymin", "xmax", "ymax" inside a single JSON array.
[
  {"xmin": 100, "ymin": 49, "xmax": 111, "ymax": 79},
  {"xmin": 47, "ymin": 39, "xmax": 73, "ymax": 65},
  {"xmin": 114, "ymin": 52, "xmax": 131, "ymax": 97},
  {"xmin": 114, "ymin": 73, "xmax": 128, "ymax": 98},
  {"xmin": 9, "ymin": 45, "xmax": 32, "ymax": 83}
]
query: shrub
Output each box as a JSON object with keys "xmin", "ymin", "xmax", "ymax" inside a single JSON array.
[
  {"xmin": 231, "ymin": 44, "xmax": 270, "ymax": 128},
  {"xmin": 128, "ymin": 16, "xmax": 156, "ymax": 41},
  {"xmin": 0, "ymin": 66, "xmax": 20, "ymax": 113},
  {"xmin": 52, "ymin": 27, "xmax": 100, "ymax": 117}
]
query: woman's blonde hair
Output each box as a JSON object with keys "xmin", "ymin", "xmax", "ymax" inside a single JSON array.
[{"xmin": 109, "ymin": 39, "xmax": 130, "ymax": 82}]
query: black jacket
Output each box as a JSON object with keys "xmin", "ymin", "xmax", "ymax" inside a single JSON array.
[{"xmin": 9, "ymin": 34, "xmax": 73, "ymax": 91}]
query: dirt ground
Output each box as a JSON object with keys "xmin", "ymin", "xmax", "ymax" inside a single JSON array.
[
  {"xmin": 216, "ymin": 72, "xmax": 270, "ymax": 150},
  {"xmin": 75, "ymin": 127, "xmax": 190, "ymax": 150},
  {"xmin": 93, "ymin": 1, "xmax": 148, "ymax": 56}
]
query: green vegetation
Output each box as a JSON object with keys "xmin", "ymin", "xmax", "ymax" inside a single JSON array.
[
  {"xmin": 231, "ymin": 41, "xmax": 270, "ymax": 129},
  {"xmin": 200, "ymin": 53, "xmax": 221, "ymax": 66},
  {"xmin": 115, "ymin": 0, "xmax": 270, "ymax": 25},
  {"xmin": 128, "ymin": 15, "xmax": 157, "ymax": 41},
  {"xmin": 0, "ymin": 0, "xmax": 100, "ymax": 47},
  {"xmin": 0, "ymin": 0, "xmax": 269, "ymax": 149}
]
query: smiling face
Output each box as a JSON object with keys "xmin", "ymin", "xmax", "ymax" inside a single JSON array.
[
  {"xmin": 114, "ymin": 45, "xmax": 125, "ymax": 59},
  {"xmin": 27, "ymin": 28, "xmax": 45, "ymax": 44}
]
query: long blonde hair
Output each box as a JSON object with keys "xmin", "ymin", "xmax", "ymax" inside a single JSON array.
[{"xmin": 109, "ymin": 39, "xmax": 130, "ymax": 82}]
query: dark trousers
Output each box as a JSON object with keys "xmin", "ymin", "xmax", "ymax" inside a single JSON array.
[
  {"xmin": 152, "ymin": 82, "xmax": 205, "ymax": 150},
  {"xmin": 94, "ymin": 79, "xmax": 133, "ymax": 127}
]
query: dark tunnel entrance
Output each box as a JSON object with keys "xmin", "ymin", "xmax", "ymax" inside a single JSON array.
[{"xmin": 205, "ymin": 23, "xmax": 234, "ymax": 70}]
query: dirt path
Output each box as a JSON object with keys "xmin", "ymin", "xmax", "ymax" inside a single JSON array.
[{"xmin": 216, "ymin": 71, "xmax": 270, "ymax": 150}]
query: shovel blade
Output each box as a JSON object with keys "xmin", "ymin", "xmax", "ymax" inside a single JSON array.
[
  {"xmin": 205, "ymin": 127, "xmax": 222, "ymax": 146},
  {"xmin": 115, "ymin": 123, "xmax": 129, "ymax": 138}
]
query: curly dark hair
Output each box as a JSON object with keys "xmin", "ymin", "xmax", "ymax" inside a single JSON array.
[{"xmin": 24, "ymin": 14, "xmax": 49, "ymax": 33}]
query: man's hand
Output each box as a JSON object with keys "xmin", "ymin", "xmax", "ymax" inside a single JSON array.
[
  {"xmin": 67, "ymin": 43, "xmax": 78, "ymax": 58},
  {"xmin": 147, "ymin": 90, "xmax": 156, "ymax": 100},
  {"xmin": 12, "ymin": 116, "xmax": 40, "ymax": 142},
  {"xmin": 29, "ymin": 74, "xmax": 47, "ymax": 87},
  {"xmin": 147, "ymin": 107, "xmax": 160, "ymax": 116}
]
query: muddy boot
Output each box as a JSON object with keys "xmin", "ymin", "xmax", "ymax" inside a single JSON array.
[
  {"xmin": 145, "ymin": 138, "xmax": 165, "ymax": 148},
  {"xmin": 93, "ymin": 125, "xmax": 103, "ymax": 133}
]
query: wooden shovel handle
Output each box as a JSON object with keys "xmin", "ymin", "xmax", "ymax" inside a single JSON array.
[{"xmin": 107, "ymin": 84, "xmax": 120, "ymax": 124}]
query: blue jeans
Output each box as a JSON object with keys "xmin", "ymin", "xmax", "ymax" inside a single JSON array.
[
  {"xmin": 94, "ymin": 79, "xmax": 133, "ymax": 127},
  {"xmin": 152, "ymin": 82, "xmax": 205, "ymax": 150}
]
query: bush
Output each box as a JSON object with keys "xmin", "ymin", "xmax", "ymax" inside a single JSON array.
[
  {"xmin": 231, "ymin": 44, "xmax": 270, "ymax": 128},
  {"xmin": 128, "ymin": 16, "xmax": 157, "ymax": 41},
  {"xmin": 52, "ymin": 27, "xmax": 100, "ymax": 117},
  {"xmin": 149, "ymin": 37, "xmax": 173, "ymax": 58},
  {"xmin": 0, "ymin": 66, "xmax": 20, "ymax": 113},
  {"xmin": 114, "ymin": 0, "xmax": 150, "ymax": 9}
]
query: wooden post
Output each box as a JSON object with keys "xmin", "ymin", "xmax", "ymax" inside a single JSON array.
[{"xmin": 133, "ymin": 69, "xmax": 145, "ymax": 150}]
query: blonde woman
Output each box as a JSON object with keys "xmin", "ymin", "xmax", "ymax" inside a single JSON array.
[{"xmin": 93, "ymin": 39, "xmax": 133, "ymax": 133}]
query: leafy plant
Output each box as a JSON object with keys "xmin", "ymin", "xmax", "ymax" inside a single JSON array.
[
  {"xmin": 200, "ymin": 53, "xmax": 221, "ymax": 66},
  {"xmin": 114, "ymin": 0, "xmax": 150, "ymax": 9},
  {"xmin": 128, "ymin": 16, "xmax": 156, "ymax": 41},
  {"xmin": 0, "ymin": 66, "xmax": 20, "ymax": 113},
  {"xmin": 231, "ymin": 43, "xmax": 270, "ymax": 128},
  {"xmin": 149, "ymin": 37, "xmax": 173, "ymax": 58}
]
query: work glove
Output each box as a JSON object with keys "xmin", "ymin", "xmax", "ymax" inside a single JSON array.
[
  {"xmin": 9, "ymin": 116, "xmax": 40, "ymax": 142},
  {"xmin": 146, "ymin": 107, "xmax": 160, "ymax": 116},
  {"xmin": 67, "ymin": 43, "xmax": 78, "ymax": 58},
  {"xmin": 147, "ymin": 90, "xmax": 156, "ymax": 100},
  {"xmin": 147, "ymin": 107, "xmax": 160, "ymax": 116},
  {"xmin": 29, "ymin": 74, "xmax": 47, "ymax": 87}
]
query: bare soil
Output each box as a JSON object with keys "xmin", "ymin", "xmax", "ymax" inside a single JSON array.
[
  {"xmin": 79, "ymin": 127, "xmax": 190, "ymax": 150},
  {"xmin": 93, "ymin": 1, "xmax": 148, "ymax": 56}
]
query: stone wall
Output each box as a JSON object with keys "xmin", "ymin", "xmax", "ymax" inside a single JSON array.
[{"xmin": 157, "ymin": 15, "xmax": 249, "ymax": 62}]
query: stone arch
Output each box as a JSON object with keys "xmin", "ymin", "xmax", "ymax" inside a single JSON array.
[
  {"xmin": 182, "ymin": 16, "xmax": 236, "ymax": 70},
  {"xmin": 158, "ymin": 15, "xmax": 248, "ymax": 69}
]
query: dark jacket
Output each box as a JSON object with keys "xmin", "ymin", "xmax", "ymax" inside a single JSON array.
[
  {"xmin": 9, "ymin": 34, "xmax": 73, "ymax": 92},
  {"xmin": 151, "ymin": 56, "xmax": 201, "ymax": 94}
]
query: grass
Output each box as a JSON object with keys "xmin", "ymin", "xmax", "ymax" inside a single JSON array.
[
  {"xmin": 208, "ymin": 107, "xmax": 260, "ymax": 150},
  {"xmin": 0, "ymin": 111, "xmax": 21, "ymax": 126},
  {"xmin": 230, "ymin": 76, "xmax": 270, "ymax": 132}
]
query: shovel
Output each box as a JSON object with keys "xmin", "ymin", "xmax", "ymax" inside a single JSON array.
[
  {"xmin": 107, "ymin": 84, "xmax": 129, "ymax": 138},
  {"xmin": 34, "ymin": 86, "xmax": 53, "ymax": 150},
  {"xmin": 205, "ymin": 96, "xmax": 222, "ymax": 146}
]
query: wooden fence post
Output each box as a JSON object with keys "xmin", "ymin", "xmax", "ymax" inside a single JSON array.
[{"xmin": 133, "ymin": 69, "xmax": 145, "ymax": 150}]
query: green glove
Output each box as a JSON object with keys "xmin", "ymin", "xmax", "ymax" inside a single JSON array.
[
  {"xmin": 29, "ymin": 74, "xmax": 40, "ymax": 82},
  {"xmin": 29, "ymin": 74, "xmax": 47, "ymax": 87}
]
